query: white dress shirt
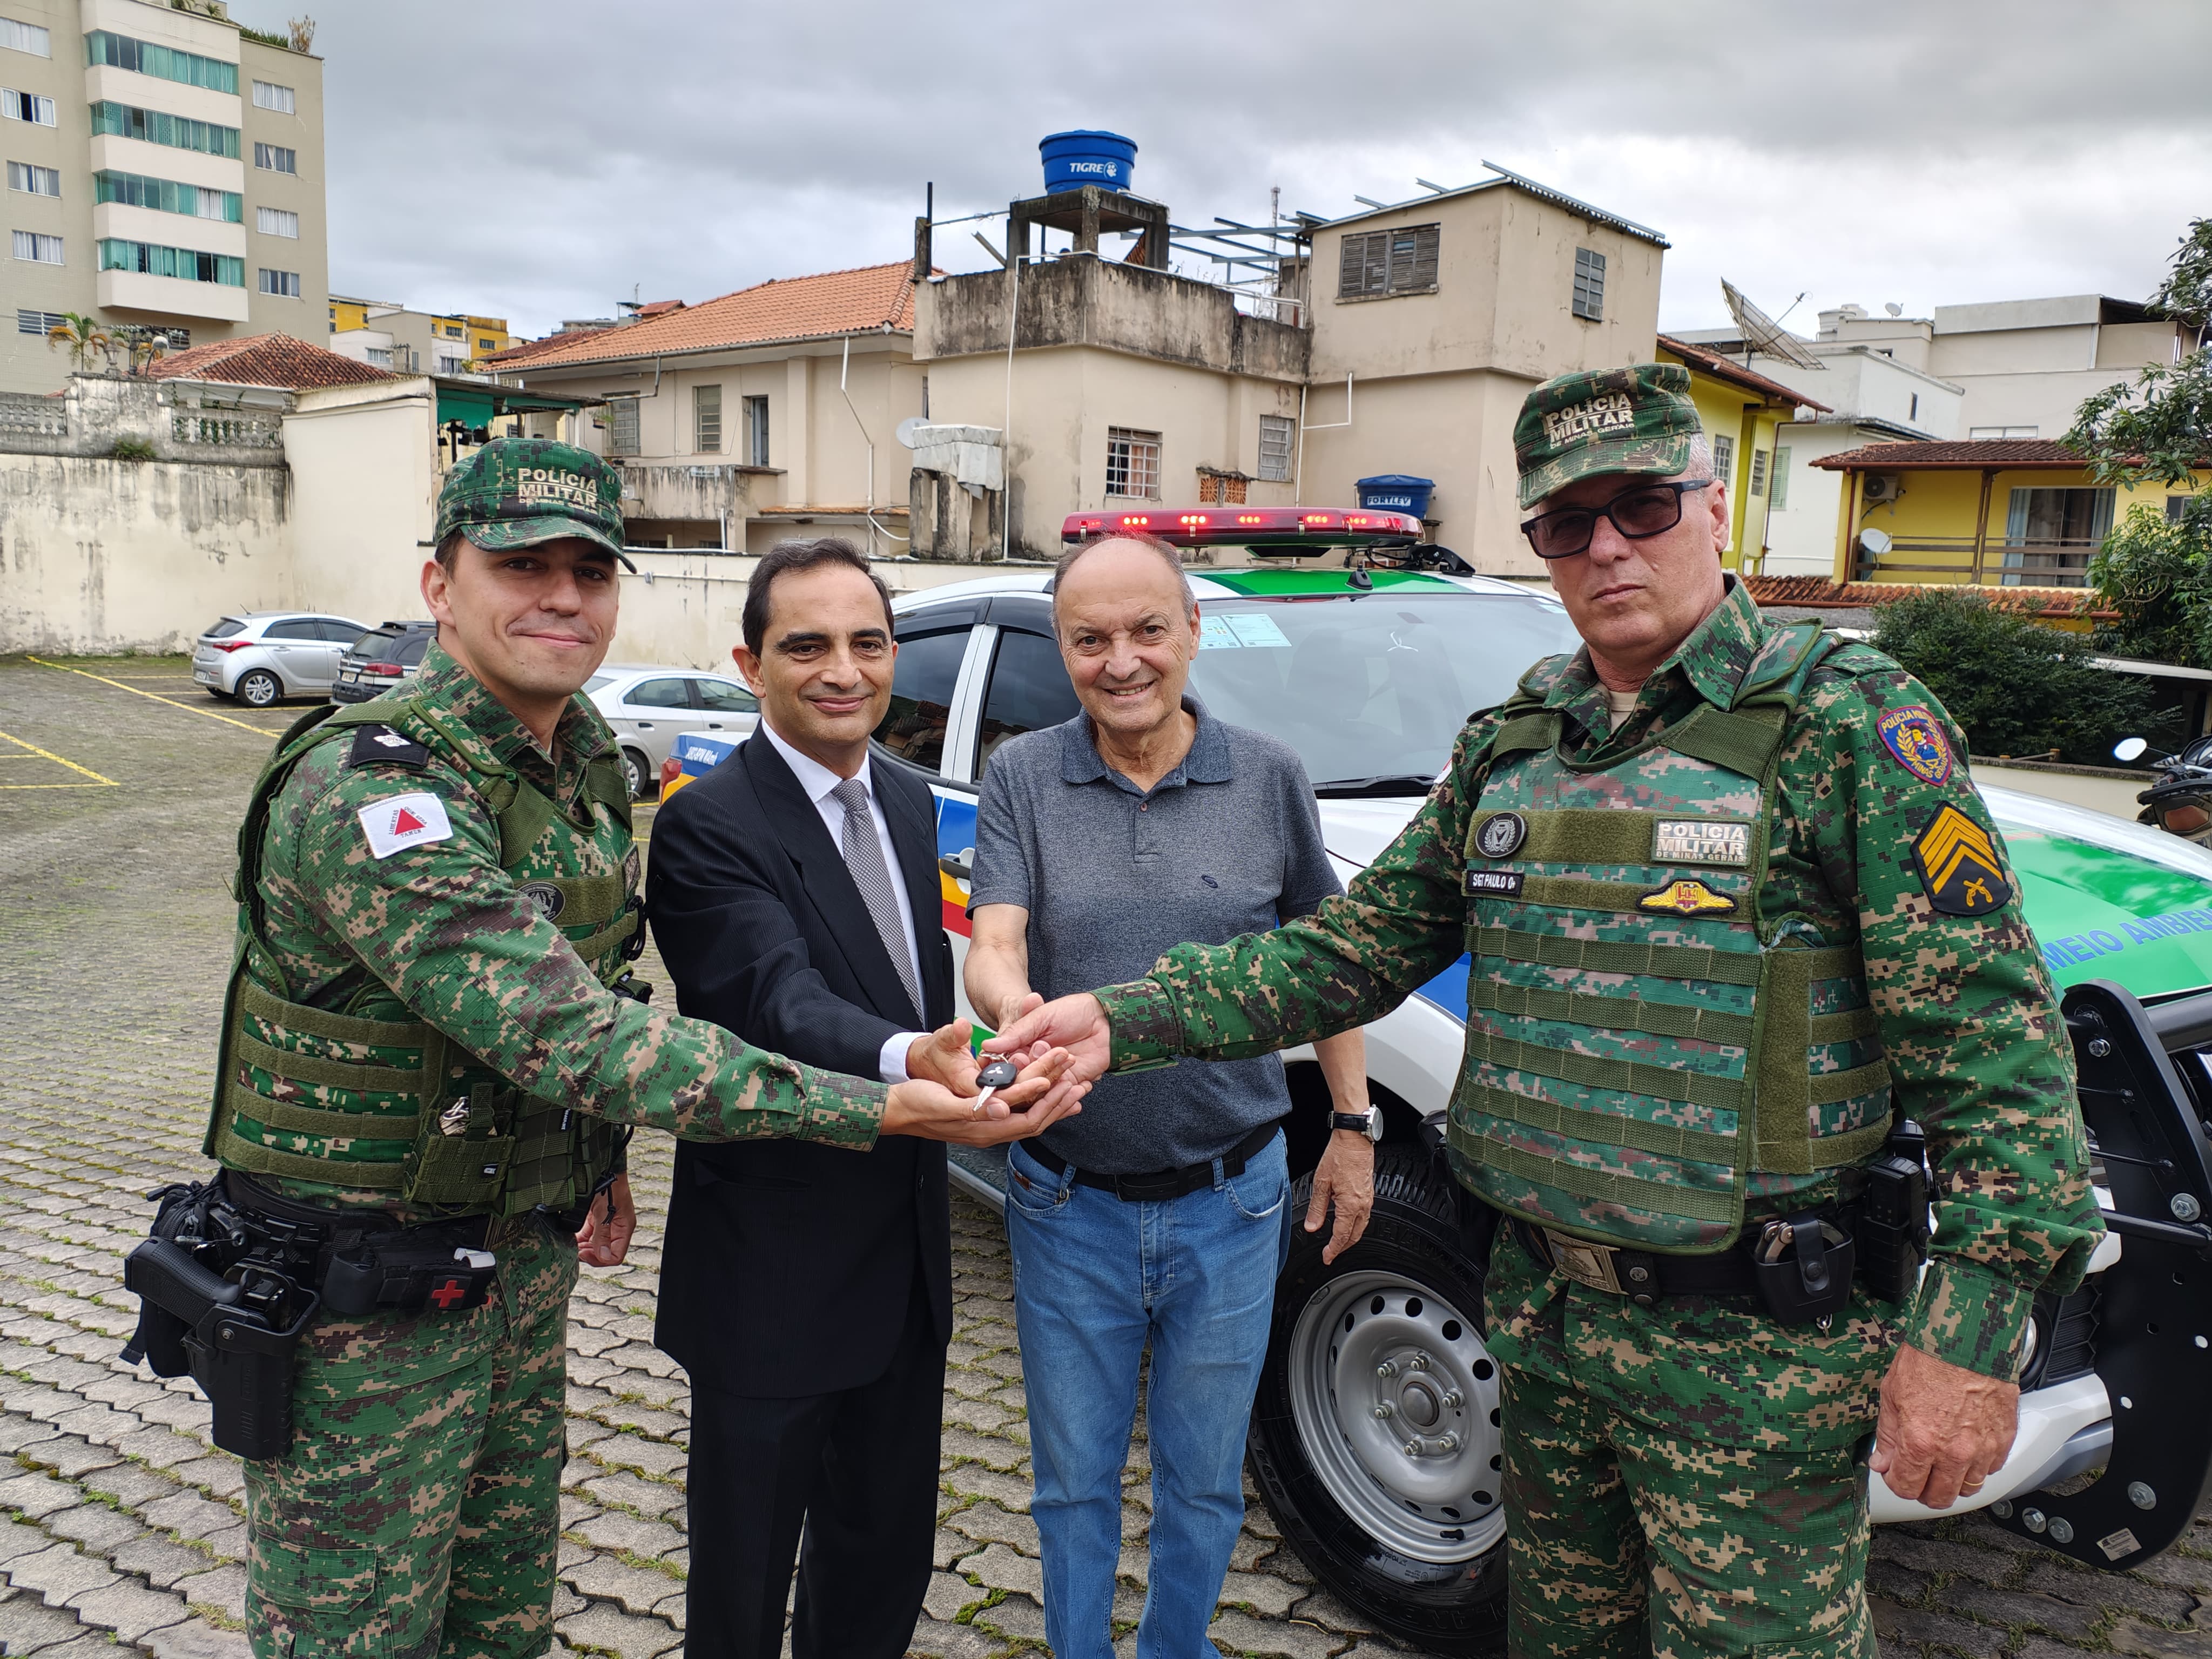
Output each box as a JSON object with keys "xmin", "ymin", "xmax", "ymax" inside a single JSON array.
[{"xmin": 756, "ymin": 719, "xmax": 929, "ymax": 1085}]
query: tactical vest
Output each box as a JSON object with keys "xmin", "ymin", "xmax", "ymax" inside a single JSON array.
[
  {"xmin": 1450, "ymin": 622, "xmax": 1896, "ymax": 1255},
  {"xmin": 203, "ymin": 697, "xmax": 638, "ymax": 1218}
]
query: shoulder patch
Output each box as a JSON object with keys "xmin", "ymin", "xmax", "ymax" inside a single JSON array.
[
  {"xmin": 1876, "ymin": 705, "xmax": 1955, "ymax": 785},
  {"xmin": 1913, "ymin": 804, "xmax": 2011, "ymax": 916},
  {"xmin": 348, "ymin": 725, "xmax": 430, "ymax": 771},
  {"xmin": 358, "ymin": 792, "xmax": 454, "ymax": 859}
]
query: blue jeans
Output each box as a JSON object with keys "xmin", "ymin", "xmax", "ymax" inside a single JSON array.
[{"xmin": 1004, "ymin": 1131, "xmax": 1291, "ymax": 1659}]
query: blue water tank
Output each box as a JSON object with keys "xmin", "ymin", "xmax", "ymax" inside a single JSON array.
[
  {"xmin": 1357, "ymin": 475, "xmax": 1436, "ymax": 519},
  {"xmin": 1040, "ymin": 131, "xmax": 1137, "ymax": 195}
]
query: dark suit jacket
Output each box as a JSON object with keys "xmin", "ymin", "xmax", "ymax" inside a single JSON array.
[{"xmin": 645, "ymin": 733, "xmax": 954, "ymax": 1397}]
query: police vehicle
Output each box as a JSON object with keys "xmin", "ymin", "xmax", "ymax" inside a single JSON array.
[{"xmin": 669, "ymin": 505, "xmax": 2212, "ymax": 1655}]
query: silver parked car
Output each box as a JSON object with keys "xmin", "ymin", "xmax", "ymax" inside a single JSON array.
[
  {"xmin": 193, "ymin": 611, "xmax": 371, "ymax": 707},
  {"xmin": 584, "ymin": 664, "xmax": 760, "ymax": 799}
]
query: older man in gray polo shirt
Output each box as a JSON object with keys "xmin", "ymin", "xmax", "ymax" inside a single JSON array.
[{"xmin": 966, "ymin": 533, "xmax": 1378, "ymax": 1659}]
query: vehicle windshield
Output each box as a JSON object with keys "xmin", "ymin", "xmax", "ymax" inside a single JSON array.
[{"xmin": 1186, "ymin": 592, "xmax": 1580, "ymax": 793}]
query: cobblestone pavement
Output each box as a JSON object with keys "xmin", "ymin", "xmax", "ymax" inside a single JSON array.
[{"xmin": 0, "ymin": 655, "xmax": 2206, "ymax": 1658}]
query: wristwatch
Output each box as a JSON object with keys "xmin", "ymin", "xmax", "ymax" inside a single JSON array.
[{"xmin": 1331, "ymin": 1105, "xmax": 1384, "ymax": 1142}]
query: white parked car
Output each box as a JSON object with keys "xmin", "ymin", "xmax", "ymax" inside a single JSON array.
[
  {"xmin": 193, "ymin": 611, "xmax": 370, "ymax": 707},
  {"xmin": 584, "ymin": 664, "xmax": 760, "ymax": 799}
]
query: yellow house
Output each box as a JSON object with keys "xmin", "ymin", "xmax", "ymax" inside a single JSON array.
[
  {"xmin": 1810, "ymin": 440, "xmax": 2208, "ymax": 588},
  {"xmin": 1656, "ymin": 335, "xmax": 1826, "ymax": 573}
]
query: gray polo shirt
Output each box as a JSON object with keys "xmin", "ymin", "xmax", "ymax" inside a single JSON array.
[{"xmin": 970, "ymin": 699, "xmax": 1340, "ymax": 1174}]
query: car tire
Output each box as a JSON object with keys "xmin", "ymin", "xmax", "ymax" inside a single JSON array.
[
  {"xmin": 620, "ymin": 747, "xmax": 656, "ymax": 802},
  {"xmin": 235, "ymin": 669, "xmax": 282, "ymax": 709},
  {"xmin": 1247, "ymin": 1145, "xmax": 1508, "ymax": 1657}
]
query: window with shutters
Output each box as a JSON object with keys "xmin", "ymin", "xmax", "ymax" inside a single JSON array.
[
  {"xmin": 1749, "ymin": 449, "xmax": 1768, "ymax": 497},
  {"xmin": 1257, "ymin": 414, "xmax": 1294, "ymax": 482},
  {"xmin": 1572, "ymin": 247, "xmax": 1606, "ymax": 321},
  {"xmin": 1771, "ymin": 448, "xmax": 1791, "ymax": 511},
  {"xmin": 1337, "ymin": 223, "xmax": 1440, "ymax": 300},
  {"xmin": 1105, "ymin": 427, "xmax": 1161, "ymax": 499},
  {"xmin": 694, "ymin": 384, "xmax": 722, "ymax": 454},
  {"xmin": 17, "ymin": 308, "xmax": 66, "ymax": 336},
  {"xmin": 610, "ymin": 399, "xmax": 639, "ymax": 456}
]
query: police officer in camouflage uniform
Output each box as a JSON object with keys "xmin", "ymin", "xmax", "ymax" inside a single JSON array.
[
  {"xmin": 989, "ymin": 367, "xmax": 2105, "ymax": 1657},
  {"xmin": 198, "ymin": 440, "xmax": 1082, "ymax": 1657}
]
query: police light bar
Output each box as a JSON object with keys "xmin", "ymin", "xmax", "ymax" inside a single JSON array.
[{"xmin": 1060, "ymin": 507, "xmax": 1422, "ymax": 547}]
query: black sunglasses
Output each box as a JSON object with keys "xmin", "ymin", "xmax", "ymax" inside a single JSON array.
[{"xmin": 1519, "ymin": 479, "xmax": 1714, "ymax": 561}]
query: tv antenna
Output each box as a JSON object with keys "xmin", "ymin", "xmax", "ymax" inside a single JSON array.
[{"xmin": 1721, "ymin": 279, "xmax": 1823, "ymax": 371}]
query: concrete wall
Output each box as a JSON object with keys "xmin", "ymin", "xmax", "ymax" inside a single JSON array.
[
  {"xmin": 0, "ymin": 454, "xmax": 291, "ymax": 652},
  {"xmin": 280, "ymin": 380, "xmax": 441, "ymax": 629}
]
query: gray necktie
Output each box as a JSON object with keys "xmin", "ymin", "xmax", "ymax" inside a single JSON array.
[{"xmin": 831, "ymin": 777, "xmax": 923, "ymax": 1021}]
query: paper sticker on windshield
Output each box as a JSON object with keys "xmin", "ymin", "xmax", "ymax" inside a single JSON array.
[
  {"xmin": 1654, "ymin": 819, "xmax": 1752, "ymax": 867},
  {"xmin": 1199, "ymin": 616, "xmax": 1243, "ymax": 651},
  {"xmin": 1877, "ymin": 705, "xmax": 1955, "ymax": 785}
]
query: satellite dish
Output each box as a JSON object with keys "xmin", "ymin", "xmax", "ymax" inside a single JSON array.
[
  {"xmin": 895, "ymin": 416, "xmax": 925, "ymax": 449},
  {"xmin": 1857, "ymin": 528, "xmax": 1893, "ymax": 557},
  {"xmin": 1884, "ymin": 302, "xmax": 1904, "ymax": 318},
  {"xmin": 1721, "ymin": 280, "xmax": 1824, "ymax": 371}
]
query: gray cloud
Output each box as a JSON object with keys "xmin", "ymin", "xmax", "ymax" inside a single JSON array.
[{"xmin": 258, "ymin": 0, "xmax": 2212, "ymax": 338}]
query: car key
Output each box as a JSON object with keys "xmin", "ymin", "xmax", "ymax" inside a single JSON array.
[{"xmin": 972, "ymin": 1057, "xmax": 1020, "ymax": 1114}]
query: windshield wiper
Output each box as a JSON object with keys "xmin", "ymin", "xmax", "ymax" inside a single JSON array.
[{"xmin": 1312, "ymin": 774, "xmax": 1437, "ymax": 798}]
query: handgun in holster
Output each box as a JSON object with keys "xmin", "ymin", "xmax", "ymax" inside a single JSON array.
[{"xmin": 1854, "ymin": 1118, "xmax": 1931, "ymax": 1306}]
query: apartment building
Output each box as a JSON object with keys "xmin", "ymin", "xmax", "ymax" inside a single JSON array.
[
  {"xmin": 0, "ymin": 0, "xmax": 325, "ymax": 395},
  {"xmin": 328, "ymin": 295, "xmax": 514, "ymax": 373}
]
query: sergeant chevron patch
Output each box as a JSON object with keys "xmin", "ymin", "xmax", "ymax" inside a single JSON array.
[{"xmin": 1913, "ymin": 805, "xmax": 2012, "ymax": 916}]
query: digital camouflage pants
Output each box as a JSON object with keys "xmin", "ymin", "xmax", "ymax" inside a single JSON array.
[
  {"xmin": 1484, "ymin": 1230, "xmax": 1893, "ymax": 1659},
  {"xmin": 242, "ymin": 1220, "xmax": 577, "ymax": 1659}
]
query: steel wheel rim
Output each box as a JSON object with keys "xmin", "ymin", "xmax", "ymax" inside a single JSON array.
[{"xmin": 1286, "ymin": 1268, "xmax": 1506, "ymax": 1564}]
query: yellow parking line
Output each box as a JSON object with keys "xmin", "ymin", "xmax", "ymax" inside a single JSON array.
[
  {"xmin": 27, "ymin": 656, "xmax": 277, "ymax": 736},
  {"xmin": 0, "ymin": 729, "xmax": 118, "ymax": 786}
]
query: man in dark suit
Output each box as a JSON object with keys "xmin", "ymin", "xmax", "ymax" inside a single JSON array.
[{"xmin": 647, "ymin": 537, "xmax": 976, "ymax": 1658}]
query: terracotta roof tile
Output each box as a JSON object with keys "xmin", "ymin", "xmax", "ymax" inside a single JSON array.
[
  {"xmin": 481, "ymin": 327, "xmax": 616, "ymax": 367},
  {"xmin": 505, "ymin": 262, "xmax": 919, "ymax": 372},
  {"xmin": 1811, "ymin": 439, "xmax": 2087, "ymax": 470},
  {"xmin": 1656, "ymin": 335, "xmax": 1831, "ymax": 413},
  {"xmin": 1743, "ymin": 574, "xmax": 2113, "ymax": 619},
  {"xmin": 156, "ymin": 333, "xmax": 398, "ymax": 390}
]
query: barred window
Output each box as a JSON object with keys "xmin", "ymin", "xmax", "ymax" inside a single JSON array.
[
  {"xmin": 1257, "ymin": 414, "xmax": 1294, "ymax": 482},
  {"xmin": 254, "ymin": 142, "xmax": 296, "ymax": 174},
  {"xmin": 256, "ymin": 206, "xmax": 298, "ymax": 238},
  {"xmin": 1337, "ymin": 223, "xmax": 1439, "ymax": 299},
  {"xmin": 6, "ymin": 161, "xmax": 58, "ymax": 196},
  {"xmin": 1105, "ymin": 426, "xmax": 1161, "ymax": 499},
  {"xmin": 2, "ymin": 89, "xmax": 56, "ymax": 125},
  {"xmin": 258, "ymin": 267, "xmax": 300, "ymax": 297},
  {"xmin": 694, "ymin": 384, "xmax": 722, "ymax": 454},
  {"xmin": 1572, "ymin": 247, "xmax": 1606, "ymax": 321},
  {"xmin": 11, "ymin": 230, "xmax": 62, "ymax": 264}
]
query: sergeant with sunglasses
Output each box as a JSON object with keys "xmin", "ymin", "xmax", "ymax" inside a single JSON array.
[{"xmin": 988, "ymin": 363, "xmax": 2102, "ymax": 1657}]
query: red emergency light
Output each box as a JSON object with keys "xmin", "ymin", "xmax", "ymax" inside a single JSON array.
[{"xmin": 1060, "ymin": 505, "xmax": 1420, "ymax": 548}]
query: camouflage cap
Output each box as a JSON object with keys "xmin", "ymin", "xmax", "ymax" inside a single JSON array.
[
  {"xmin": 1514, "ymin": 362, "xmax": 1702, "ymax": 509},
  {"xmin": 434, "ymin": 437, "xmax": 633, "ymax": 570}
]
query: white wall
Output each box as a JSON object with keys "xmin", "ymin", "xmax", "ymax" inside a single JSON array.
[
  {"xmin": 0, "ymin": 454, "xmax": 291, "ymax": 652},
  {"xmin": 281, "ymin": 381, "xmax": 442, "ymax": 629}
]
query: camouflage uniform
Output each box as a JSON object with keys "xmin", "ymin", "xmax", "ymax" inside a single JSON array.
[
  {"xmin": 1090, "ymin": 369, "xmax": 2105, "ymax": 1657},
  {"xmin": 203, "ymin": 442, "xmax": 887, "ymax": 1657}
]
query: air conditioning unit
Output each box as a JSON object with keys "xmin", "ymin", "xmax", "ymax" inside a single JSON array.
[{"xmin": 1862, "ymin": 473, "xmax": 1904, "ymax": 503}]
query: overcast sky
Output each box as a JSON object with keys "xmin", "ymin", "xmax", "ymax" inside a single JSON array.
[{"xmin": 260, "ymin": 0, "xmax": 2211, "ymax": 341}]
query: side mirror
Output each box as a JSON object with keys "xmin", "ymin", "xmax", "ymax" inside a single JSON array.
[{"xmin": 2114, "ymin": 737, "xmax": 2150, "ymax": 764}]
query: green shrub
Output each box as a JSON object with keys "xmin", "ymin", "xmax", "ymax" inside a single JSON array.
[
  {"xmin": 2088, "ymin": 498, "xmax": 2212, "ymax": 668},
  {"xmin": 1870, "ymin": 588, "xmax": 2170, "ymax": 766},
  {"xmin": 109, "ymin": 435, "xmax": 156, "ymax": 462}
]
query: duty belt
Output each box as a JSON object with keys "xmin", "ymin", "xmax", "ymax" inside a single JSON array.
[{"xmin": 1516, "ymin": 1208, "xmax": 1861, "ymax": 1327}]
